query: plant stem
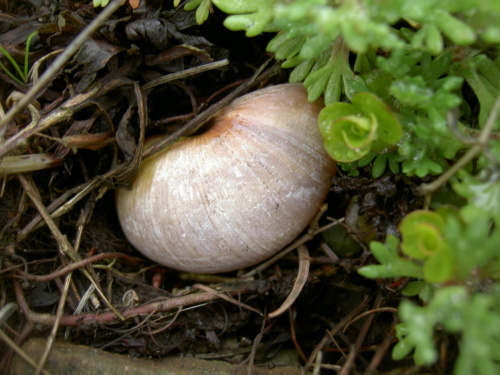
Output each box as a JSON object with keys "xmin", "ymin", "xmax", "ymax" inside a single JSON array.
[
  {"xmin": 0, "ymin": 60, "xmax": 25, "ymax": 86},
  {"xmin": 418, "ymin": 95, "xmax": 500, "ymax": 196},
  {"xmin": 24, "ymin": 30, "xmax": 38, "ymax": 80},
  {"xmin": 0, "ymin": 44, "xmax": 25, "ymax": 79}
]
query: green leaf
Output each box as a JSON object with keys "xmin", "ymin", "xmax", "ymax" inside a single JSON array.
[
  {"xmin": 339, "ymin": 115, "xmax": 376, "ymax": 149},
  {"xmin": 351, "ymin": 92, "xmax": 403, "ymax": 151},
  {"xmin": 423, "ymin": 248, "xmax": 454, "ymax": 283},
  {"xmin": 360, "ymin": 70, "xmax": 394, "ymax": 104},
  {"xmin": 24, "ymin": 30, "xmax": 37, "ymax": 80},
  {"xmin": 453, "ymin": 170, "xmax": 500, "ymax": 226},
  {"xmin": 300, "ymin": 34, "xmax": 333, "ymax": 60},
  {"xmin": 267, "ymin": 32, "xmax": 305, "ymax": 61},
  {"xmin": 401, "ymin": 281, "xmax": 427, "ymax": 297},
  {"xmin": 319, "ymin": 102, "xmax": 374, "ymax": 162},
  {"xmin": 371, "ymin": 154, "xmax": 388, "ymax": 178},
  {"xmin": 377, "ymin": 49, "xmax": 425, "ymax": 80},
  {"xmin": 482, "ymin": 25, "xmax": 500, "ymax": 43},
  {"xmin": 357, "ymin": 236, "xmax": 423, "ymax": 279},
  {"xmin": 327, "ymin": 121, "xmax": 373, "ymax": 162},
  {"xmin": 319, "ymin": 92, "xmax": 402, "ymax": 163},
  {"xmin": 357, "ymin": 151, "xmax": 376, "ymax": 167},
  {"xmin": 0, "ymin": 29, "xmax": 37, "ymax": 86},
  {"xmin": 388, "ymin": 157, "xmax": 400, "ymax": 174},
  {"xmin": 424, "ymin": 24, "xmax": 443, "ymax": 55},
  {"xmin": 395, "ymin": 286, "xmax": 469, "ymax": 366},
  {"xmin": 319, "ymin": 102, "xmax": 361, "ymax": 123},
  {"xmin": 392, "ymin": 329, "xmax": 417, "ymax": 361},
  {"xmin": 184, "ymin": 0, "xmax": 202, "ymax": 11},
  {"xmin": 213, "ymin": 0, "xmax": 274, "ymax": 37},
  {"xmin": 453, "ymin": 54, "xmax": 500, "ymax": 128},
  {"xmin": 196, "ymin": 0, "xmax": 211, "ymax": 24},
  {"xmin": 454, "ymin": 293, "xmax": 500, "ymax": 375},
  {"xmin": 301, "ymin": 38, "xmax": 352, "ymax": 105},
  {"xmin": 402, "ymin": 153, "xmax": 444, "ymax": 177},
  {"xmin": 434, "ymin": 10, "xmax": 476, "ymax": 45},
  {"xmin": 93, "ymin": 0, "xmax": 109, "ymax": 7},
  {"xmin": 399, "ymin": 210, "xmax": 446, "ymax": 259},
  {"xmin": 426, "ymin": 52, "xmax": 453, "ymax": 83},
  {"xmin": 289, "ymin": 58, "xmax": 316, "ymax": 81},
  {"xmin": 390, "ymin": 76, "xmax": 433, "ymax": 108},
  {"xmin": 0, "ymin": 45, "xmax": 25, "ymax": 82},
  {"xmin": 354, "ymin": 51, "xmax": 377, "ymax": 73},
  {"xmin": 304, "ymin": 64, "xmax": 335, "ymax": 102},
  {"xmin": 394, "ymin": 301, "xmax": 438, "ymax": 365}
]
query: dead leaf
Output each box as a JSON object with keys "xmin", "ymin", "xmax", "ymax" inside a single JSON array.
[{"xmin": 72, "ymin": 39, "xmax": 122, "ymax": 92}]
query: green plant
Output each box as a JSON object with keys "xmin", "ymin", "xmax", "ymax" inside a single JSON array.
[
  {"xmin": 93, "ymin": 0, "xmax": 110, "ymax": 7},
  {"xmin": 318, "ymin": 92, "xmax": 402, "ymax": 162},
  {"xmin": 0, "ymin": 30, "xmax": 37, "ymax": 86},
  {"xmin": 358, "ymin": 203, "xmax": 500, "ymax": 372},
  {"xmin": 393, "ymin": 285, "xmax": 500, "ymax": 374}
]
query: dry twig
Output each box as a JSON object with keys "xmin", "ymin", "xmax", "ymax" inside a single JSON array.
[
  {"xmin": 34, "ymin": 273, "xmax": 72, "ymax": 375},
  {"xmin": 192, "ymin": 283, "xmax": 263, "ymax": 316},
  {"xmin": 13, "ymin": 252, "xmax": 140, "ymax": 282},
  {"xmin": 17, "ymin": 174, "xmax": 124, "ymax": 320},
  {"xmin": 13, "ymin": 279, "xmax": 268, "ymax": 327}
]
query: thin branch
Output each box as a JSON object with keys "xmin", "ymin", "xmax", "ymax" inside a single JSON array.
[
  {"xmin": 192, "ymin": 284, "xmax": 263, "ymax": 316},
  {"xmin": 34, "ymin": 273, "xmax": 72, "ymax": 375},
  {"xmin": 342, "ymin": 307, "xmax": 398, "ymax": 333},
  {"xmin": 13, "ymin": 279, "xmax": 264, "ymax": 327},
  {"xmin": 247, "ymin": 317, "xmax": 266, "ymax": 375},
  {"xmin": 13, "ymin": 252, "xmax": 140, "ymax": 282},
  {"xmin": 148, "ymin": 307, "xmax": 183, "ymax": 335},
  {"xmin": 141, "ymin": 59, "xmax": 229, "ymax": 91},
  {"xmin": 365, "ymin": 318, "xmax": 398, "ymax": 373},
  {"xmin": 0, "ymin": 327, "xmax": 51, "ymax": 375},
  {"xmin": 302, "ymin": 295, "xmax": 371, "ymax": 375},
  {"xmin": 339, "ymin": 293, "xmax": 384, "ymax": 375},
  {"xmin": 289, "ymin": 309, "xmax": 308, "ymax": 362},
  {"xmin": 312, "ymin": 350, "xmax": 323, "ymax": 375},
  {"xmin": 418, "ymin": 95, "xmax": 500, "ymax": 196}
]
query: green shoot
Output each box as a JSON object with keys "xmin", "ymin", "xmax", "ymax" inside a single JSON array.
[
  {"xmin": 0, "ymin": 30, "xmax": 38, "ymax": 86},
  {"xmin": 318, "ymin": 92, "xmax": 402, "ymax": 162},
  {"xmin": 93, "ymin": 0, "xmax": 110, "ymax": 7}
]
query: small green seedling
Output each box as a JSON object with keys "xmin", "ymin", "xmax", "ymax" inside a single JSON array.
[{"xmin": 0, "ymin": 30, "xmax": 38, "ymax": 86}]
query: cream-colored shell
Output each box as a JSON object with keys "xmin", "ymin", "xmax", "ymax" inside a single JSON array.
[{"xmin": 116, "ymin": 83, "xmax": 336, "ymax": 273}]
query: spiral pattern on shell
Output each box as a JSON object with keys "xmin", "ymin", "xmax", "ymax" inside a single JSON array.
[{"xmin": 116, "ymin": 83, "xmax": 336, "ymax": 273}]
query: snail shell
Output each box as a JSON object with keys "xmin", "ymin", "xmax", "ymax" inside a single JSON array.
[{"xmin": 116, "ymin": 83, "xmax": 336, "ymax": 273}]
